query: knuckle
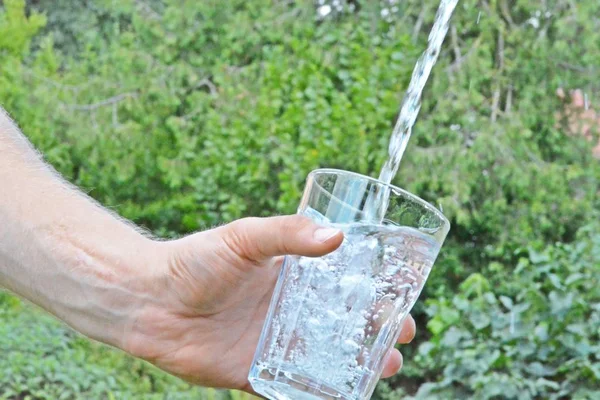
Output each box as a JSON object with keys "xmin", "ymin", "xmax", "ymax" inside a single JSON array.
[
  {"xmin": 224, "ymin": 217, "xmax": 270, "ymax": 261},
  {"xmin": 222, "ymin": 220, "xmax": 251, "ymax": 255}
]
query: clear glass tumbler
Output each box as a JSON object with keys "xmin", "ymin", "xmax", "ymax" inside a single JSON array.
[{"xmin": 248, "ymin": 169, "xmax": 450, "ymax": 400}]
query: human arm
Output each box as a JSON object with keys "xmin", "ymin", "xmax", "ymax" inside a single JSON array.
[{"xmin": 0, "ymin": 108, "xmax": 415, "ymax": 391}]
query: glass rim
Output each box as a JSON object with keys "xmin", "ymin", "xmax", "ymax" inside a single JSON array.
[{"xmin": 308, "ymin": 168, "xmax": 450, "ymax": 228}]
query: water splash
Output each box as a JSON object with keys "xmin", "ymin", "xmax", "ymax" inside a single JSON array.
[
  {"xmin": 378, "ymin": 0, "xmax": 460, "ymax": 185},
  {"xmin": 364, "ymin": 0, "xmax": 459, "ymax": 222}
]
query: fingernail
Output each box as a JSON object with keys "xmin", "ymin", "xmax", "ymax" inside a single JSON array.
[{"xmin": 313, "ymin": 227, "xmax": 341, "ymax": 243}]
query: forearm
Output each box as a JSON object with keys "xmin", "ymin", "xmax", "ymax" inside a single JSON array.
[{"xmin": 0, "ymin": 109, "xmax": 158, "ymax": 348}]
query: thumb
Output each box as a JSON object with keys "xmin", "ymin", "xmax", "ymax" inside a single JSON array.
[{"xmin": 221, "ymin": 215, "xmax": 344, "ymax": 262}]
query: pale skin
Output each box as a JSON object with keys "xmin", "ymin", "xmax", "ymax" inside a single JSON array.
[{"xmin": 0, "ymin": 108, "xmax": 416, "ymax": 394}]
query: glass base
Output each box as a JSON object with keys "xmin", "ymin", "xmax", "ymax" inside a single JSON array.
[{"xmin": 249, "ymin": 364, "xmax": 355, "ymax": 400}]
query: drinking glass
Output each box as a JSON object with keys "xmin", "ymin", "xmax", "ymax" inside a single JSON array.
[{"xmin": 248, "ymin": 169, "xmax": 450, "ymax": 400}]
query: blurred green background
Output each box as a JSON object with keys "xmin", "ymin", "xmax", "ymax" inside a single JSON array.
[{"xmin": 1, "ymin": 0, "xmax": 599, "ymax": 398}]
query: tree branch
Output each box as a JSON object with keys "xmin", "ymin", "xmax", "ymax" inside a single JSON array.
[
  {"xmin": 22, "ymin": 69, "xmax": 104, "ymax": 93},
  {"xmin": 446, "ymin": 37, "xmax": 482, "ymax": 74},
  {"xmin": 557, "ymin": 61, "xmax": 597, "ymax": 74},
  {"xmin": 134, "ymin": 0, "xmax": 161, "ymax": 20},
  {"xmin": 505, "ymin": 85, "xmax": 513, "ymax": 114},
  {"xmin": 450, "ymin": 24, "xmax": 462, "ymax": 62},
  {"xmin": 64, "ymin": 93, "xmax": 138, "ymax": 111},
  {"xmin": 193, "ymin": 78, "xmax": 217, "ymax": 96},
  {"xmin": 491, "ymin": 31, "xmax": 505, "ymax": 122},
  {"xmin": 491, "ymin": 85, "xmax": 501, "ymax": 122},
  {"xmin": 412, "ymin": 6, "xmax": 427, "ymax": 42},
  {"xmin": 496, "ymin": 30, "xmax": 505, "ymax": 70},
  {"xmin": 499, "ymin": 0, "xmax": 516, "ymax": 29}
]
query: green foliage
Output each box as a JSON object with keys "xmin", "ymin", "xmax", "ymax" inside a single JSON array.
[
  {"xmin": 407, "ymin": 221, "xmax": 600, "ymax": 399},
  {"xmin": 0, "ymin": 0, "xmax": 46, "ymax": 56},
  {"xmin": 6, "ymin": 0, "xmax": 598, "ymax": 246},
  {"xmin": 0, "ymin": 300, "xmax": 225, "ymax": 399},
  {"xmin": 1, "ymin": 0, "xmax": 599, "ymax": 398}
]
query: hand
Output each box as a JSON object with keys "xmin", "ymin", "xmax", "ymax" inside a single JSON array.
[
  {"xmin": 0, "ymin": 110, "xmax": 415, "ymax": 394},
  {"xmin": 125, "ymin": 215, "xmax": 416, "ymax": 393}
]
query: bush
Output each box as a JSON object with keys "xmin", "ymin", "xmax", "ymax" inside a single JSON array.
[
  {"xmin": 1, "ymin": 0, "xmax": 599, "ymax": 398},
  {"xmin": 0, "ymin": 300, "xmax": 214, "ymax": 399},
  {"xmin": 411, "ymin": 221, "xmax": 600, "ymax": 399}
]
